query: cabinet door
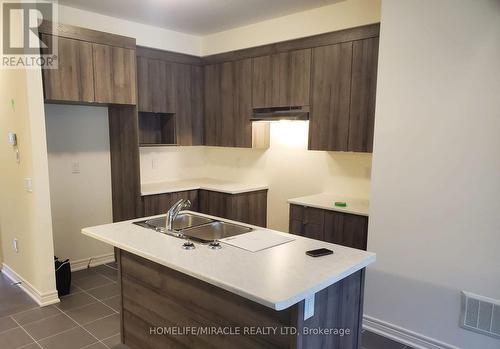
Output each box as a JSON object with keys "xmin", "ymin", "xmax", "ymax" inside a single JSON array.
[
  {"xmin": 348, "ymin": 37, "xmax": 379, "ymax": 152},
  {"xmin": 289, "ymin": 204, "xmax": 305, "ymax": 236},
  {"xmin": 252, "ymin": 49, "xmax": 311, "ymax": 108},
  {"xmin": 303, "ymin": 207, "xmax": 325, "ymax": 240},
  {"xmin": 137, "ymin": 56, "xmax": 152, "ymax": 112},
  {"xmin": 137, "ymin": 58, "xmax": 175, "ymax": 113},
  {"xmin": 174, "ymin": 63, "xmax": 194, "ymax": 146},
  {"xmin": 309, "ymin": 42, "xmax": 353, "ymax": 151},
  {"xmin": 252, "ymin": 54, "xmax": 279, "ymax": 108},
  {"xmin": 220, "ymin": 62, "xmax": 236, "ymax": 147},
  {"xmin": 227, "ymin": 190, "xmax": 267, "ymax": 227},
  {"xmin": 204, "ymin": 60, "xmax": 252, "ymax": 148},
  {"xmin": 153, "ymin": 60, "xmax": 176, "ymax": 113},
  {"xmin": 143, "ymin": 190, "xmax": 199, "ymax": 216},
  {"xmin": 93, "ymin": 44, "xmax": 137, "ymax": 104},
  {"xmin": 190, "ymin": 65, "xmax": 204, "ymax": 145},
  {"xmin": 278, "ymin": 49, "xmax": 311, "ymax": 107},
  {"xmin": 324, "ymin": 211, "xmax": 368, "ymax": 250},
  {"xmin": 174, "ymin": 63, "xmax": 203, "ymax": 146},
  {"xmin": 198, "ymin": 190, "xmax": 226, "ymax": 218},
  {"xmin": 41, "ymin": 35, "xmax": 94, "ymax": 103},
  {"xmin": 203, "ymin": 64, "xmax": 222, "ymax": 146},
  {"xmin": 230, "ymin": 59, "xmax": 253, "ymax": 148}
]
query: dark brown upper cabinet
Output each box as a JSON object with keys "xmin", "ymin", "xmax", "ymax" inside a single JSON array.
[
  {"xmin": 174, "ymin": 63, "xmax": 203, "ymax": 146},
  {"xmin": 204, "ymin": 59, "xmax": 253, "ymax": 148},
  {"xmin": 40, "ymin": 23, "xmax": 137, "ymax": 106},
  {"xmin": 251, "ymin": 48, "xmax": 311, "ymax": 109},
  {"xmin": 93, "ymin": 44, "xmax": 137, "ymax": 105},
  {"xmin": 136, "ymin": 47, "xmax": 204, "ymax": 146},
  {"xmin": 348, "ymin": 37, "xmax": 379, "ymax": 152},
  {"xmin": 41, "ymin": 35, "xmax": 95, "ymax": 103},
  {"xmin": 309, "ymin": 42, "xmax": 353, "ymax": 151},
  {"xmin": 309, "ymin": 37, "xmax": 379, "ymax": 152},
  {"xmin": 137, "ymin": 57, "xmax": 176, "ymax": 113}
]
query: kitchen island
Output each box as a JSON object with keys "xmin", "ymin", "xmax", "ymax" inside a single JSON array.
[{"xmin": 82, "ymin": 212, "xmax": 375, "ymax": 349}]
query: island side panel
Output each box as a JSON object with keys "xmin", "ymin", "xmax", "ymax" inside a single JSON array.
[
  {"xmin": 119, "ymin": 250, "xmax": 293, "ymax": 348},
  {"xmin": 118, "ymin": 249, "xmax": 364, "ymax": 349},
  {"xmin": 292, "ymin": 269, "xmax": 365, "ymax": 349},
  {"xmin": 115, "ymin": 248, "xmax": 125, "ymax": 344}
]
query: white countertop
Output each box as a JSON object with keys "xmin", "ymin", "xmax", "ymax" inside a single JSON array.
[
  {"xmin": 288, "ymin": 193, "xmax": 370, "ymax": 216},
  {"xmin": 141, "ymin": 178, "xmax": 269, "ymax": 196},
  {"xmin": 82, "ymin": 211, "xmax": 375, "ymax": 311}
]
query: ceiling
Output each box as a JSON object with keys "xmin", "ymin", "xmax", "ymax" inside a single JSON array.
[{"xmin": 57, "ymin": 0, "xmax": 342, "ymax": 35}]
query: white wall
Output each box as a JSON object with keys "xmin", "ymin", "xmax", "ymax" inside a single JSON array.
[
  {"xmin": 366, "ymin": 1, "xmax": 500, "ymax": 348},
  {"xmin": 45, "ymin": 104, "xmax": 114, "ymax": 265},
  {"xmin": 202, "ymin": 0, "xmax": 381, "ymax": 55},
  {"xmin": 139, "ymin": 146, "xmax": 207, "ymax": 184},
  {"xmin": 58, "ymin": 4, "xmax": 202, "ymax": 55},
  {"xmin": 0, "ymin": 53, "xmax": 57, "ymax": 299},
  {"xmin": 141, "ymin": 123, "xmax": 372, "ymax": 232}
]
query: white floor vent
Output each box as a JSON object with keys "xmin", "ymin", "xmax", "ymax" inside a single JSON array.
[{"xmin": 461, "ymin": 291, "xmax": 500, "ymax": 339}]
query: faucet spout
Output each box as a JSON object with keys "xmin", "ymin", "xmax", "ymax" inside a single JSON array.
[{"xmin": 166, "ymin": 199, "xmax": 191, "ymax": 231}]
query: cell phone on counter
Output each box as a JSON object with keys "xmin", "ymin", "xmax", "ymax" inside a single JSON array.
[{"xmin": 306, "ymin": 248, "xmax": 333, "ymax": 257}]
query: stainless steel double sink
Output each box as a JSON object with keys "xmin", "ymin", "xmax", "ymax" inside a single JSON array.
[{"xmin": 134, "ymin": 213, "xmax": 252, "ymax": 244}]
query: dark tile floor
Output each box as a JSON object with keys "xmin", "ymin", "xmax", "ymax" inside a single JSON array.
[
  {"xmin": 1, "ymin": 262, "xmax": 412, "ymax": 349},
  {"xmin": 0, "ymin": 263, "xmax": 126, "ymax": 349},
  {"xmin": 361, "ymin": 329, "xmax": 414, "ymax": 349}
]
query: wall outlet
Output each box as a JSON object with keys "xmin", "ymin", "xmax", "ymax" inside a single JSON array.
[
  {"xmin": 24, "ymin": 178, "xmax": 33, "ymax": 192},
  {"xmin": 152, "ymin": 158, "xmax": 158, "ymax": 170},
  {"xmin": 13, "ymin": 239, "xmax": 18, "ymax": 253},
  {"xmin": 304, "ymin": 294, "xmax": 315, "ymax": 320},
  {"xmin": 71, "ymin": 161, "xmax": 80, "ymax": 174}
]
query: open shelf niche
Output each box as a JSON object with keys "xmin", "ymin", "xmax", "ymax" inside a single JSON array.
[{"xmin": 138, "ymin": 112, "xmax": 177, "ymax": 146}]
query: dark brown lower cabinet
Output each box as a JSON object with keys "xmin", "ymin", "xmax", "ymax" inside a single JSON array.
[
  {"xmin": 289, "ymin": 204, "xmax": 368, "ymax": 250},
  {"xmin": 142, "ymin": 190, "xmax": 199, "ymax": 216},
  {"xmin": 199, "ymin": 189, "xmax": 267, "ymax": 227},
  {"xmin": 142, "ymin": 189, "xmax": 267, "ymax": 227},
  {"xmin": 118, "ymin": 250, "xmax": 365, "ymax": 349}
]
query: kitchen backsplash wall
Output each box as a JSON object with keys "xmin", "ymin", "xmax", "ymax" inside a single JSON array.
[{"xmin": 140, "ymin": 121, "xmax": 372, "ymax": 231}]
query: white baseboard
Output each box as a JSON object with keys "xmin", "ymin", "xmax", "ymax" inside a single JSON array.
[
  {"xmin": 70, "ymin": 253, "xmax": 116, "ymax": 272},
  {"xmin": 363, "ymin": 315, "xmax": 460, "ymax": 349},
  {"xmin": 1, "ymin": 263, "xmax": 59, "ymax": 307}
]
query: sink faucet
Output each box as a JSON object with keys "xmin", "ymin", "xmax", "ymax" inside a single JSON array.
[{"xmin": 166, "ymin": 199, "xmax": 191, "ymax": 231}]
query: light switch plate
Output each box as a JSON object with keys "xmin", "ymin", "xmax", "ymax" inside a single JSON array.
[
  {"xmin": 24, "ymin": 178, "xmax": 33, "ymax": 192},
  {"xmin": 8, "ymin": 132, "xmax": 17, "ymax": 146},
  {"xmin": 304, "ymin": 294, "xmax": 315, "ymax": 320},
  {"xmin": 71, "ymin": 161, "xmax": 80, "ymax": 174}
]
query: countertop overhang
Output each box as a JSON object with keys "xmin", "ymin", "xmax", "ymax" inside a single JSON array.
[{"xmin": 82, "ymin": 212, "xmax": 375, "ymax": 311}]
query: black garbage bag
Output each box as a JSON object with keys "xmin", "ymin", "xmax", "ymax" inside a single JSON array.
[{"xmin": 54, "ymin": 256, "xmax": 71, "ymax": 297}]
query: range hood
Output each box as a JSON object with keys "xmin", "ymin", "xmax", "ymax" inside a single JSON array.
[{"xmin": 251, "ymin": 106, "xmax": 309, "ymax": 121}]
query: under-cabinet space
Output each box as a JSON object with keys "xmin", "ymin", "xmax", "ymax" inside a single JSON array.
[{"xmin": 138, "ymin": 112, "xmax": 176, "ymax": 146}]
